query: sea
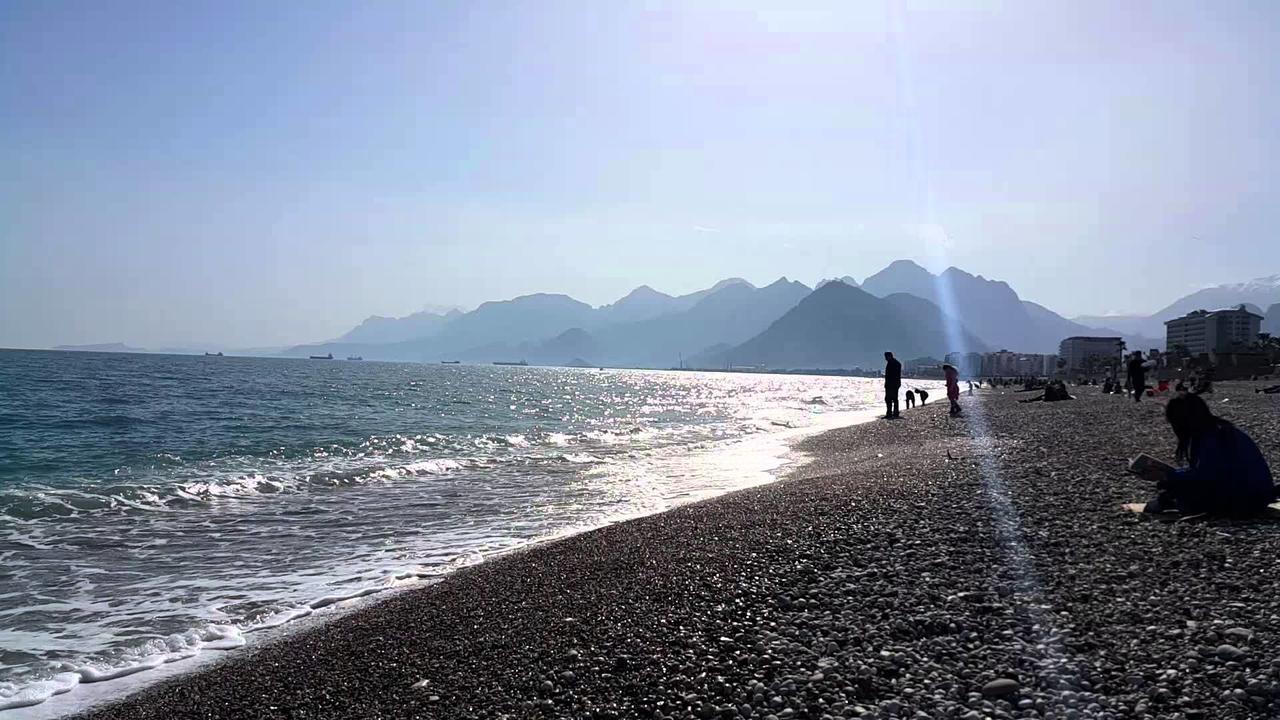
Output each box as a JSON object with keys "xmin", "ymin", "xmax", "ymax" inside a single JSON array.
[{"xmin": 0, "ymin": 350, "xmax": 942, "ymax": 715}]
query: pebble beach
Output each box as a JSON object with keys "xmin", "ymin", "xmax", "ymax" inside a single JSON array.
[{"xmin": 77, "ymin": 383, "xmax": 1280, "ymax": 720}]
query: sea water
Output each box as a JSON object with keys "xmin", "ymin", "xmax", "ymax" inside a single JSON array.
[{"xmin": 0, "ymin": 350, "xmax": 942, "ymax": 715}]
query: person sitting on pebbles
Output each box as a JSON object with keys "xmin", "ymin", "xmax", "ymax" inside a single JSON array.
[{"xmin": 1137, "ymin": 393, "xmax": 1276, "ymax": 516}]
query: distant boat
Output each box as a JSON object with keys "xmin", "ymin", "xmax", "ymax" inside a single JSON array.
[
  {"xmin": 204, "ymin": 352, "xmax": 223, "ymax": 357},
  {"xmin": 310, "ymin": 353, "xmax": 333, "ymax": 360},
  {"xmin": 493, "ymin": 360, "xmax": 529, "ymax": 366},
  {"xmin": 441, "ymin": 360, "xmax": 461, "ymax": 364},
  {"xmin": 346, "ymin": 356, "xmax": 363, "ymax": 361}
]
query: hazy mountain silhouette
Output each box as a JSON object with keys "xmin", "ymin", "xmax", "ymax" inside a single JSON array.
[
  {"xmin": 859, "ymin": 260, "xmax": 938, "ymax": 301},
  {"xmin": 1067, "ymin": 314, "xmax": 1153, "ymax": 337},
  {"xmin": 593, "ymin": 279, "xmax": 752, "ymax": 326},
  {"xmin": 1072, "ymin": 275, "xmax": 1280, "ymax": 340},
  {"xmin": 428, "ymin": 293, "xmax": 596, "ymax": 351},
  {"xmin": 1153, "ymin": 275, "xmax": 1280, "ymax": 320},
  {"xmin": 859, "ymin": 260, "xmax": 1156, "ymax": 351},
  {"xmin": 595, "ymin": 286, "xmax": 676, "ymax": 325},
  {"xmin": 284, "ymin": 262, "xmax": 1280, "ymax": 365},
  {"xmin": 1263, "ymin": 303, "xmax": 1280, "ymax": 336},
  {"xmin": 815, "ymin": 275, "xmax": 859, "ymax": 289},
  {"xmin": 527, "ymin": 327, "xmax": 599, "ymax": 366},
  {"xmin": 54, "ymin": 342, "xmax": 148, "ymax": 354},
  {"xmin": 283, "ymin": 278, "xmax": 787, "ymax": 364},
  {"xmin": 706, "ymin": 281, "xmax": 985, "ymax": 369},
  {"xmin": 588, "ymin": 278, "xmax": 811, "ymax": 367},
  {"xmin": 336, "ymin": 309, "xmax": 460, "ymax": 344}
]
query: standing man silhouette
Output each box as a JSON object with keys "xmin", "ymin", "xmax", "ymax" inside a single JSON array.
[
  {"xmin": 1127, "ymin": 351, "xmax": 1147, "ymax": 403},
  {"xmin": 884, "ymin": 351, "xmax": 902, "ymax": 419}
]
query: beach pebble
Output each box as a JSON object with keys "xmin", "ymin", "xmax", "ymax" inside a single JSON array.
[
  {"xmin": 981, "ymin": 679, "xmax": 1020, "ymax": 698},
  {"xmin": 1216, "ymin": 645, "xmax": 1247, "ymax": 662},
  {"xmin": 1225, "ymin": 628, "xmax": 1254, "ymax": 643}
]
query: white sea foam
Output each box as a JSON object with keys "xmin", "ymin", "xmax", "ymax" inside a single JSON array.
[
  {"xmin": 0, "ymin": 674, "xmax": 79, "ymax": 711},
  {"xmin": 308, "ymin": 586, "xmax": 385, "ymax": 610},
  {"xmin": 244, "ymin": 607, "xmax": 313, "ymax": 632},
  {"xmin": 1, "ymin": 369, "xmax": 948, "ymax": 716}
]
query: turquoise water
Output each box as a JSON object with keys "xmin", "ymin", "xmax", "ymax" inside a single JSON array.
[{"xmin": 0, "ymin": 350, "xmax": 924, "ymax": 713}]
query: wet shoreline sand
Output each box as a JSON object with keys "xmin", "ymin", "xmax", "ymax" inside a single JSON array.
[{"xmin": 79, "ymin": 383, "xmax": 1280, "ymax": 719}]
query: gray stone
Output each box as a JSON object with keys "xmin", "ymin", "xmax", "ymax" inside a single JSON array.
[
  {"xmin": 1216, "ymin": 644, "xmax": 1247, "ymax": 662},
  {"xmin": 981, "ymin": 679, "xmax": 1020, "ymax": 698}
]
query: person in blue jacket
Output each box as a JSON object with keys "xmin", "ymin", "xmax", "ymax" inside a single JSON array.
[{"xmin": 1145, "ymin": 393, "xmax": 1276, "ymax": 515}]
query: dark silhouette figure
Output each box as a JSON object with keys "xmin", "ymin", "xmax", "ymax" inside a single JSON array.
[
  {"xmin": 884, "ymin": 351, "xmax": 902, "ymax": 419},
  {"xmin": 1127, "ymin": 351, "xmax": 1147, "ymax": 403},
  {"xmin": 916, "ymin": 388, "xmax": 929, "ymax": 405},
  {"xmin": 943, "ymin": 364, "xmax": 962, "ymax": 416},
  {"xmin": 904, "ymin": 389, "xmax": 916, "ymax": 409},
  {"xmin": 1141, "ymin": 393, "xmax": 1276, "ymax": 515},
  {"xmin": 1018, "ymin": 380, "xmax": 1073, "ymax": 403}
]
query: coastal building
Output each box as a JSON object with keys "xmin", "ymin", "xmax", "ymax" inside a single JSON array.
[
  {"xmin": 944, "ymin": 350, "xmax": 1056, "ymax": 378},
  {"xmin": 1164, "ymin": 305, "xmax": 1263, "ymax": 354},
  {"xmin": 1058, "ymin": 336, "xmax": 1122, "ymax": 378},
  {"xmin": 904, "ymin": 356, "xmax": 944, "ymax": 378},
  {"xmin": 943, "ymin": 351, "xmax": 983, "ymax": 377}
]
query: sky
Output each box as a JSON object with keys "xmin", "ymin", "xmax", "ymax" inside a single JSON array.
[{"xmin": 3, "ymin": 0, "xmax": 1278, "ymax": 349}]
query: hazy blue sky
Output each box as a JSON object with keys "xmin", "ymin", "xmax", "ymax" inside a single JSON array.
[{"xmin": 3, "ymin": 1, "xmax": 1278, "ymax": 348}]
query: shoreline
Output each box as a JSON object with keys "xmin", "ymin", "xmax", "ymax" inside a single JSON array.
[
  {"xmin": 7, "ymin": 396, "xmax": 915, "ymax": 720},
  {"xmin": 64, "ymin": 383, "xmax": 1280, "ymax": 718}
]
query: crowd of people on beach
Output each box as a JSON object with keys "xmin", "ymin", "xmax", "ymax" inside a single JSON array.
[{"xmin": 881, "ymin": 348, "xmax": 1277, "ymax": 518}]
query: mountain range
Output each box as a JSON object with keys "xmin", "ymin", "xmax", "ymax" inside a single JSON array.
[
  {"xmin": 56, "ymin": 262, "xmax": 1278, "ymax": 370},
  {"xmin": 1072, "ymin": 275, "xmax": 1280, "ymax": 341},
  {"xmin": 279, "ymin": 259, "xmax": 1201, "ymax": 369},
  {"xmin": 858, "ymin": 260, "xmax": 1160, "ymax": 352},
  {"xmin": 706, "ymin": 282, "xmax": 988, "ymax": 369}
]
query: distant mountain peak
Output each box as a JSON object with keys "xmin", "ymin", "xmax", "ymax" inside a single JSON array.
[
  {"xmin": 816, "ymin": 275, "xmax": 858, "ymax": 289},
  {"xmin": 630, "ymin": 284, "xmax": 665, "ymax": 295},
  {"xmin": 709, "ymin": 277, "xmax": 753, "ymax": 291},
  {"xmin": 612, "ymin": 285, "xmax": 673, "ymax": 304},
  {"xmin": 764, "ymin": 276, "xmax": 801, "ymax": 289},
  {"xmin": 863, "ymin": 260, "xmax": 935, "ymax": 288},
  {"xmin": 885, "ymin": 259, "xmax": 927, "ymax": 270},
  {"xmin": 1222, "ymin": 274, "xmax": 1280, "ymax": 292}
]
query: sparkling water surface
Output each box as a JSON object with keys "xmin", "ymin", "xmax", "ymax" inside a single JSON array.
[{"xmin": 0, "ymin": 350, "xmax": 937, "ymax": 713}]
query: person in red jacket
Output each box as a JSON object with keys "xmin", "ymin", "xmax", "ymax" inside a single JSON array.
[{"xmin": 943, "ymin": 364, "xmax": 962, "ymax": 416}]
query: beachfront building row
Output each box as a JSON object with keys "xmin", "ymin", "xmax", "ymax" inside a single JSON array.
[
  {"xmin": 1164, "ymin": 305, "xmax": 1263, "ymax": 354},
  {"xmin": 1057, "ymin": 336, "xmax": 1123, "ymax": 378},
  {"xmin": 944, "ymin": 350, "xmax": 1058, "ymax": 378}
]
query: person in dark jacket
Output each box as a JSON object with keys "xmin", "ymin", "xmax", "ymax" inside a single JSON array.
[
  {"xmin": 1127, "ymin": 351, "xmax": 1147, "ymax": 403},
  {"xmin": 883, "ymin": 351, "xmax": 901, "ymax": 419},
  {"xmin": 904, "ymin": 388, "xmax": 916, "ymax": 409},
  {"xmin": 1142, "ymin": 393, "xmax": 1276, "ymax": 515},
  {"xmin": 943, "ymin": 364, "xmax": 962, "ymax": 416}
]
